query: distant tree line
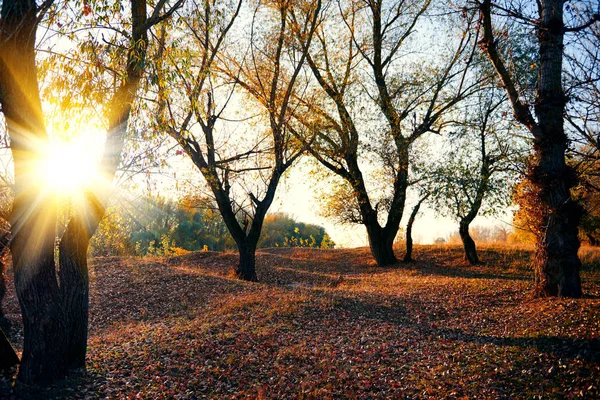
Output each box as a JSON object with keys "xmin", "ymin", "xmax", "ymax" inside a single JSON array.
[{"xmin": 90, "ymin": 196, "xmax": 334, "ymax": 256}]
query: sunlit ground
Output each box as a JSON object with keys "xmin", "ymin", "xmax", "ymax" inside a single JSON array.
[{"xmin": 2, "ymin": 245, "xmax": 599, "ymax": 398}]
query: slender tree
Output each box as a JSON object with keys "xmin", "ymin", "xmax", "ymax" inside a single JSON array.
[
  {"xmin": 56, "ymin": 0, "xmax": 183, "ymax": 371},
  {"xmin": 425, "ymin": 88, "xmax": 522, "ymax": 264},
  {"xmin": 478, "ymin": 0, "xmax": 599, "ymax": 296},
  {"xmin": 403, "ymin": 193, "xmax": 429, "ymax": 262},
  {"xmin": 156, "ymin": 0, "xmax": 321, "ymax": 280}
]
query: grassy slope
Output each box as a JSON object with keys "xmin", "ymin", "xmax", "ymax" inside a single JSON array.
[{"xmin": 1, "ymin": 245, "xmax": 599, "ymax": 399}]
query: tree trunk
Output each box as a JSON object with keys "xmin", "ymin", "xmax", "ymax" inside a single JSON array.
[
  {"xmin": 0, "ymin": 232, "xmax": 9, "ymax": 326},
  {"xmin": 59, "ymin": 216, "xmax": 90, "ymax": 370},
  {"xmin": 479, "ymin": 0, "xmax": 583, "ymax": 297},
  {"xmin": 366, "ymin": 223, "xmax": 397, "ymax": 266},
  {"xmin": 404, "ymin": 195, "xmax": 427, "ymax": 262},
  {"xmin": 403, "ymin": 226, "xmax": 414, "ymax": 263},
  {"xmin": 0, "ymin": 255, "xmax": 11, "ymax": 335},
  {"xmin": 530, "ymin": 0, "xmax": 582, "ymax": 298},
  {"xmin": 0, "ymin": 257, "xmax": 5, "ymax": 320},
  {"xmin": 11, "ymin": 202, "xmax": 68, "ymax": 384},
  {"xmin": 0, "ymin": 326, "xmax": 19, "ymax": 372},
  {"xmin": 236, "ymin": 240, "xmax": 258, "ymax": 282},
  {"xmin": 0, "ymin": 0, "xmax": 68, "ymax": 383},
  {"xmin": 459, "ymin": 220, "xmax": 479, "ymax": 265}
]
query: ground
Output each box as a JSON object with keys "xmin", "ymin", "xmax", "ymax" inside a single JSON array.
[{"xmin": 1, "ymin": 245, "xmax": 599, "ymax": 399}]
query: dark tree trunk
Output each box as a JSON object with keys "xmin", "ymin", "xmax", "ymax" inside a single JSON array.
[
  {"xmin": 366, "ymin": 223, "xmax": 397, "ymax": 266},
  {"xmin": 236, "ymin": 240, "xmax": 258, "ymax": 282},
  {"xmin": 0, "ymin": 231, "xmax": 9, "ymax": 326},
  {"xmin": 459, "ymin": 220, "xmax": 480, "ymax": 265},
  {"xmin": 0, "ymin": 255, "xmax": 11, "ymax": 335},
  {"xmin": 54, "ymin": 0, "xmax": 155, "ymax": 372},
  {"xmin": 11, "ymin": 203, "xmax": 67, "ymax": 384},
  {"xmin": 530, "ymin": 0, "xmax": 582, "ymax": 298},
  {"xmin": 480, "ymin": 0, "xmax": 583, "ymax": 298},
  {"xmin": 0, "ymin": 257, "xmax": 5, "ymax": 320},
  {"xmin": 404, "ymin": 195, "xmax": 428, "ymax": 263},
  {"xmin": 59, "ymin": 217, "xmax": 90, "ymax": 370},
  {"xmin": 403, "ymin": 226, "xmax": 414, "ymax": 263},
  {"xmin": 0, "ymin": 326, "xmax": 19, "ymax": 372},
  {"xmin": 586, "ymin": 234, "xmax": 598, "ymax": 247},
  {"xmin": 0, "ymin": 0, "xmax": 68, "ymax": 384}
]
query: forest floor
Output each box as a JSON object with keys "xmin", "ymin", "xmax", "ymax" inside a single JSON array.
[{"xmin": 1, "ymin": 244, "xmax": 600, "ymax": 399}]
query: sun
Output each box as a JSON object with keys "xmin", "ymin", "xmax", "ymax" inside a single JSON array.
[{"xmin": 38, "ymin": 134, "xmax": 103, "ymax": 197}]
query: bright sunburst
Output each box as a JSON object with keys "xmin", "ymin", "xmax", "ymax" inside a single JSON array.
[{"xmin": 38, "ymin": 132, "xmax": 104, "ymax": 197}]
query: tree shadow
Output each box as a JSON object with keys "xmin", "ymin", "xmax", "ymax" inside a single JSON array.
[
  {"xmin": 440, "ymin": 329, "xmax": 600, "ymax": 363},
  {"xmin": 88, "ymin": 256, "xmax": 251, "ymax": 329},
  {"xmin": 318, "ymin": 290, "xmax": 600, "ymax": 364},
  {"xmin": 404, "ymin": 257, "xmax": 532, "ymax": 282},
  {"xmin": 0, "ymin": 369, "xmax": 108, "ymax": 400}
]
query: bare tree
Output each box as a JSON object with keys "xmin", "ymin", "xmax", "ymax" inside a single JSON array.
[
  {"xmin": 425, "ymin": 88, "xmax": 524, "ymax": 264},
  {"xmin": 155, "ymin": 0, "xmax": 321, "ymax": 280},
  {"xmin": 294, "ymin": 0, "xmax": 482, "ymax": 266}
]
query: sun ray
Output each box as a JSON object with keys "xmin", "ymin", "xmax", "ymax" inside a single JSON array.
[{"xmin": 35, "ymin": 129, "xmax": 105, "ymax": 201}]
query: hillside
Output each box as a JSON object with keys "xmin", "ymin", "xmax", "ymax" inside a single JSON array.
[{"xmin": 1, "ymin": 245, "xmax": 600, "ymax": 399}]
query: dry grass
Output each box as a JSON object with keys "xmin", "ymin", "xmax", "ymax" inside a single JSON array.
[{"xmin": 1, "ymin": 244, "xmax": 599, "ymax": 399}]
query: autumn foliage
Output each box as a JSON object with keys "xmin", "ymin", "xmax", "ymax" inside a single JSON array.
[{"xmin": 1, "ymin": 245, "xmax": 599, "ymax": 398}]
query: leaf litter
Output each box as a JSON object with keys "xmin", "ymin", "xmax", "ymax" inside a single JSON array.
[{"xmin": 0, "ymin": 245, "xmax": 599, "ymax": 399}]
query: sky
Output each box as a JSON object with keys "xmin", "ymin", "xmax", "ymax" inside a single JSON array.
[
  {"xmin": 265, "ymin": 159, "xmax": 513, "ymax": 248},
  {"xmin": 12, "ymin": 0, "xmax": 520, "ymax": 251}
]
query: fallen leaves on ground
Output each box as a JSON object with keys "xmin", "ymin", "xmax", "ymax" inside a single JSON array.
[{"xmin": 1, "ymin": 245, "xmax": 599, "ymax": 399}]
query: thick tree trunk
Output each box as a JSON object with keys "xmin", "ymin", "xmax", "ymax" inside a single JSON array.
[
  {"xmin": 459, "ymin": 220, "xmax": 479, "ymax": 265},
  {"xmin": 0, "ymin": 256, "xmax": 11, "ymax": 335},
  {"xmin": 366, "ymin": 223, "xmax": 397, "ymax": 266},
  {"xmin": 236, "ymin": 240, "xmax": 258, "ymax": 282},
  {"xmin": 0, "ymin": 326, "xmax": 19, "ymax": 372},
  {"xmin": 0, "ymin": 257, "xmax": 5, "ymax": 320},
  {"xmin": 59, "ymin": 217, "xmax": 90, "ymax": 370},
  {"xmin": 0, "ymin": 0, "xmax": 68, "ymax": 383},
  {"xmin": 530, "ymin": 0, "xmax": 582, "ymax": 298},
  {"xmin": 0, "ymin": 232, "xmax": 9, "ymax": 327},
  {"xmin": 479, "ymin": 0, "xmax": 583, "ymax": 297},
  {"xmin": 11, "ymin": 202, "xmax": 67, "ymax": 384},
  {"xmin": 12, "ymin": 226, "xmax": 67, "ymax": 383}
]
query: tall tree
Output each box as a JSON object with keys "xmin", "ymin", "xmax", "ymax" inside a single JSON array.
[
  {"xmin": 478, "ymin": 0, "xmax": 599, "ymax": 297},
  {"xmin": 0, "ymin": 0, "xmax": 182, "ymax": 383},
  {"xmin": 0, "ymin": 0, "xmax": 67, "ymax": 383},
  {"xmin": 156, "ymin": 0, "xmax": 320, "ymax": 280},
  {"xmin": 294, "ymin": 0, "xmax": 481, "ymax": 265},
  {"xmin": 56, "ymin": 0, "xmax": 182, "ymax": 372}
]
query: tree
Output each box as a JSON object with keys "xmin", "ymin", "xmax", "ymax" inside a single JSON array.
[
  {"xmin": 0, "ymin": 0, "xmax": 68, "ymax": 382},
  {"xmin": 477, "ymin": 0, "xmax": 599, "ymax": 297},
  {"xmin": 0, "ymin": 0, "xmax": 182, "ymax": 383},
  {"xmin": 258, "ymin": 212, "xmax": 333, "ymax": 248},
  {"xmin": 425, "ymin": 88, "xmax": 522, "ymax": 264},
  {"xmin": 294, "ymin": 0, "xmax": 482, "ymax": 266},
  {"xmin": 155, "ymin": 0, "xmax": 321, "ymax": 281},
  {"xmin": 0, "ymin": 178, "xmax": 10, "ymax": 332},
  {"xmin": 403, "ymin": 193, "xmax": 429, "ymax": 262}
]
